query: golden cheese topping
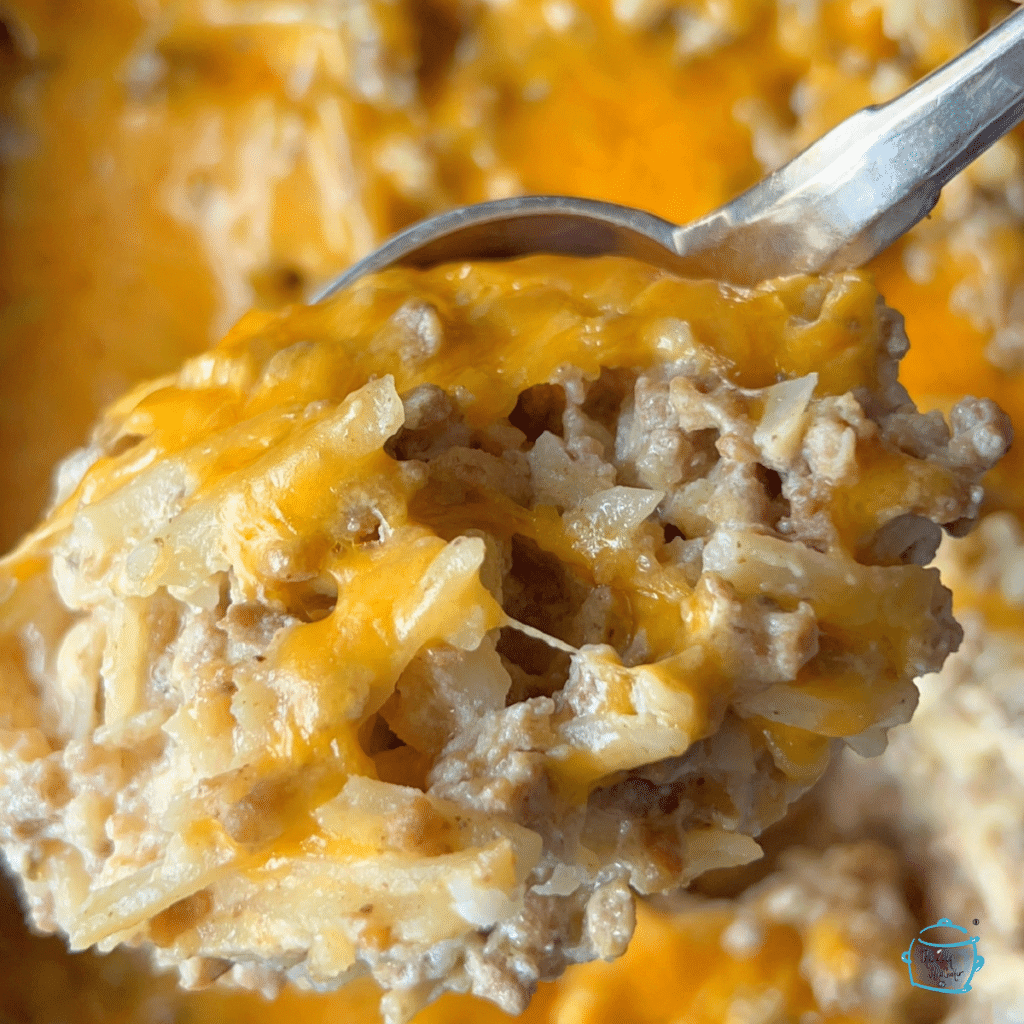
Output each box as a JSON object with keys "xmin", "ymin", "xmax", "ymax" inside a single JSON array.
[
  {"xmin": 4, "ymin": 2, "xmax": 1024, "ymax": 1023},
  {"xmin": 0, "ymin": 253, "xmax": 1009, "ymax": 1023}
]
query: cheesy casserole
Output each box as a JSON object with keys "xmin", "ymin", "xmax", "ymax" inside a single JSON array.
[
  {"xmin": 3, "ymin": 0, "xmax": 1024, "ymax": 1023},
  {"xmin": 0, "ymin": 254, "xmax": 1010, "ymax": 1021}
]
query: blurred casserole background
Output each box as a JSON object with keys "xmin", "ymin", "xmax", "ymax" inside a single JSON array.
[{"xmin": 1, "ymin": 0, "xmax": 1023, "ymax": 1021}]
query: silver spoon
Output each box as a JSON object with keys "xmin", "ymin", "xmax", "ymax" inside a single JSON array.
[{"xmin": 315, "ymin": 5, "xmax": 1024, "ymax": 300}]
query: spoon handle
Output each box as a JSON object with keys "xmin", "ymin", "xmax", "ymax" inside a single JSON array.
[{"xmin": 672, "ymin": 6, "xmax": 1024, "ymax": 285}]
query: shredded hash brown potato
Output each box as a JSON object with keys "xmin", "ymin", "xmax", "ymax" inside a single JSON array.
[{"xmin": 0, "ymin": 255, "xmax": 1011, "ymax": 1022}]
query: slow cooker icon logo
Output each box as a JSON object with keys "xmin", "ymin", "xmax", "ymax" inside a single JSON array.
[{"xmin": 901, "ymin": 919, "xmax": 985, "ymax": 994}]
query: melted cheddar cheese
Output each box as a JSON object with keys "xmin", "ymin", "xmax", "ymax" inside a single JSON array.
[
  {"xmin": 0, "ymin": 249, "xmax": 1006, "ymax": 1022},
  {"xmin": 3, "ymin": 0, "xmax": 1024, "ymax": 1023}
]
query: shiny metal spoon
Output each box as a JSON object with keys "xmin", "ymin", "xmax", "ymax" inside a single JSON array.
[{"xmin": 315, "ymin": 5, "xmax": 1024, "ymax": 300}]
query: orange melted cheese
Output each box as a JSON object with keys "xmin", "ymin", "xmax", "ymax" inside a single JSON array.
[
  {"xmin": 542, "ymin": 904, "xmax": 825, "ymax": 1024},
  {"xmin": 20, "ymin": 255, "xmax": 940, "ymax": 806},
  {"xmin": 2, "ymin": 0, "xmax": 1023, "ymax": 1022}
]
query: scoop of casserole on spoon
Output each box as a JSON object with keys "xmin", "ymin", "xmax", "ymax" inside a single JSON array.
[{"xmin": 0, "ymin": 9, "xmax": 1019, "ymax": 1024}]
